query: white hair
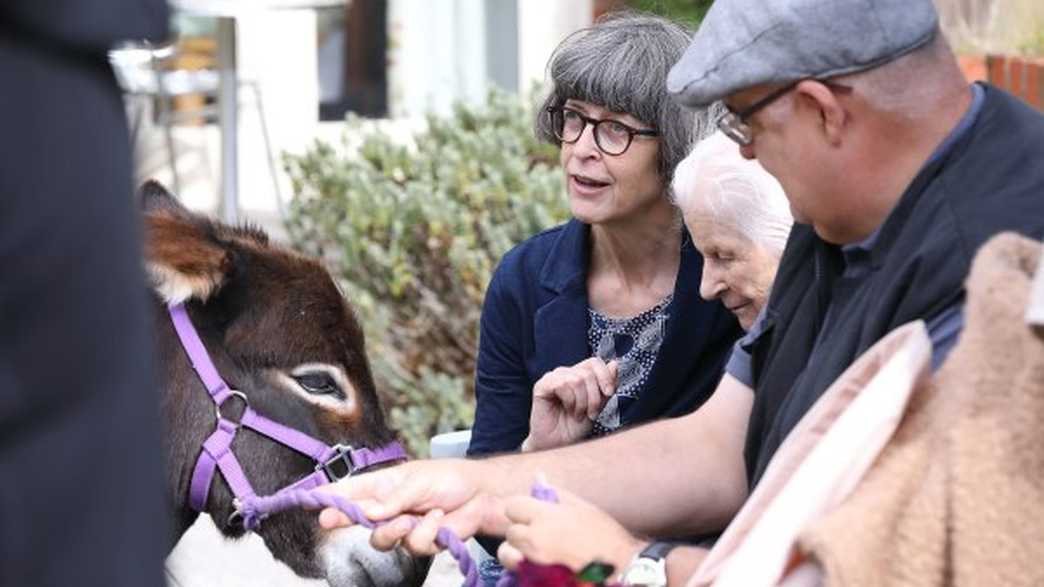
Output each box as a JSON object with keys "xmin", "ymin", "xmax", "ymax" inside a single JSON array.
[{"xmin": 672, "ymin": 132, "xmax": 793, "ymax": 253}]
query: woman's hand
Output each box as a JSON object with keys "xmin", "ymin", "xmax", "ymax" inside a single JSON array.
[
  {"xmin": 497, "ymin": 482, "xmax": 643, "ymax": 575},
  {"xmin": 524, "ymin": 358, "xmax": 618, "ymax": 451},
  {"xmin": 317, "ymin": 459, "xmax": 503, "ymax": 556}
]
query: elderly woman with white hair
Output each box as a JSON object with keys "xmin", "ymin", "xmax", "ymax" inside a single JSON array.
[{"xmin": 673, "ymin": 131, "xmax": 793, "ymax": 330}]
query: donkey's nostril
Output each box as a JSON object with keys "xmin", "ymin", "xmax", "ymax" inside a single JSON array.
[{"xmin": 320, "ymin": 526, "xmax": 423, "ymax": 587}]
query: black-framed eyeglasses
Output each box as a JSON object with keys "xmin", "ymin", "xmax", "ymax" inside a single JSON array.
[
  {"xmin": 547, "ymin": 106, "xmax": 659, "ymax": 156},
  {"xmin": 717, "ymin": 80, "xmax": 852, "ymax": 146}
]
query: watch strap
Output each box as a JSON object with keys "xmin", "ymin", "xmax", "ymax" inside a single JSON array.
[
  {"xmin": 620, "ymin": 541, "xmax": 679, "ymax": 586},
  {"xmin": 639, "ymin": 540, "xmax": 680, "ymax": 561}
]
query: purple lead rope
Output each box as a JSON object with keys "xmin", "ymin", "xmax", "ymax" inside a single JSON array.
[
  {"xmin": 239, "ymin": 479, "xmax": 559, "ymax": 587},
  {"xmin": 240, "ymin": 489, "xmax": 478, "ymax": 586},
  {"xmin": 530, "ymin": 479, "xmax": 559, "ymax": 503}
]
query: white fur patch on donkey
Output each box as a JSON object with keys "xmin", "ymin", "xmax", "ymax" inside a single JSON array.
[{"xmin": 147, "ymin": 261, "xmax": 223, "ymax": 305}]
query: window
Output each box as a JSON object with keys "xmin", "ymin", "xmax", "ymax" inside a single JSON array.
[{"xmin": 317, "ymin": 0, "xmax": 388, "ymax": 120}]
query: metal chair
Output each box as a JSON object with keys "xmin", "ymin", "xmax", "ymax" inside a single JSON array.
[{"xmin": 109, "ymin": 41, "xmax": 284, "ymax": 216}]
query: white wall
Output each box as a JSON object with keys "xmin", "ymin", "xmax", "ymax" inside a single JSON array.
[
  {"xmin": 387, "ymin": 0, "xmax": 488, "ymax": 118},
  {"xmin": 234, "ymin": 10, "xmax": 320, "ymax": 220},
  {"xmin": 143, "ymin": 10, "xmax": 321, "ymax": 229},
  {"xmin": 517, "ymin": 0, "xmax": 592, "ymax": 94},
  {"xmin": 387, "ymin": 0, "xmax": 592, "ymax": 116}
]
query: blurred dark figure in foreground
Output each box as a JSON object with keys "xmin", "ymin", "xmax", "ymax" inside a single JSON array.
[{"xmin": 0, "ymin": 1, "xmax": 170, "ymax": 585}]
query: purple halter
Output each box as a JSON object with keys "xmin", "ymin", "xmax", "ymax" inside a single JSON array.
[{"xmin": 167, "ymin": 303, "xmax": 407, "ymax": 521}]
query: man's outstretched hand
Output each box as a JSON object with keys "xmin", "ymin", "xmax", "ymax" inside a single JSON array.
[{"xmin": 317, "ymin": 458, "xmax": 505, "ymax": 556}]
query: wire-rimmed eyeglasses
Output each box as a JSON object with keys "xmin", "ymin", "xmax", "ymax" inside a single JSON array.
[
  {"xmin": 717, "ymin": 80, "xmax": 853, "ymax": 147},
  {"xmin": 548, "ymin": 106, "xmax": 659, "ymax": 156},
  {"xmin": 716, "ymin": 82, "xmax": 800, "ymax": 147}
]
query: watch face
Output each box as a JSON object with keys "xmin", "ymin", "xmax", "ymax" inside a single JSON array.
[{"xmin": 622, "ymin": 558, "xmax": 666, "ymax": 586}]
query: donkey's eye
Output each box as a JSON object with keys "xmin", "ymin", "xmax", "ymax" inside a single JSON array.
[{"xmin": 293, "ymin": 373, "xmax": 341, "ymax": 397}]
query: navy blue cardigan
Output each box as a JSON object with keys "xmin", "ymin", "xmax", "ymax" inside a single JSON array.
[{"xmin": 467, "ymin": 219, "xmax": 743, "ymax": 456}]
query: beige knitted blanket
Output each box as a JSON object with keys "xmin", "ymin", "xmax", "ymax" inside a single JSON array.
[{"xmin": 799, "ymin": 232, "xmax": 1044, "ymax": 587}]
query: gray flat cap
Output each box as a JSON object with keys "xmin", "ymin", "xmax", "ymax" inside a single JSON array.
[{"xmin": 668, "ymin": 0, "xmax": 939, "ymax": 107}]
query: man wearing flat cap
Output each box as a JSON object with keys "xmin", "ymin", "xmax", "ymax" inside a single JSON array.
[
  {"xmin": 316, "ymin": 1, "xmax": 1044, "ymax": 585},
  {"xmin": 668, "ymin": 0, "xmax": 1044, "ymax": 490}
]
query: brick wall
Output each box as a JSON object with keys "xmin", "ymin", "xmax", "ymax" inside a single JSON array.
[{"xmin": 961, "ymin": 54, "xmax": 1044, "ymax": 111}]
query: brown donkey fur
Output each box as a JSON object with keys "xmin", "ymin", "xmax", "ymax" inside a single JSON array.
[{"xmin": 141, "ymin": 181, "xmax": 424, "ymax": 585}]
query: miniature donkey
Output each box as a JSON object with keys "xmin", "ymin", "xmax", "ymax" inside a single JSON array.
[{"xmin": 141, "ymin": 181, "xmax": 426, "ymax": 587}]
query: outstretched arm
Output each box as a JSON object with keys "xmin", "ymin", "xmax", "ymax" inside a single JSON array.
[{"xmin": 321, "ymin": 373, "xmax": 753, "ymax": 553}]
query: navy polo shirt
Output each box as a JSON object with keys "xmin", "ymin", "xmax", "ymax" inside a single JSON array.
[{"xmin": 727, "ymin": 83, "xmax": 986, "ymax": 387}]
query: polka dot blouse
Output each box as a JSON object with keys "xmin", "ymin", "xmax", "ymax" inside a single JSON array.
[{"xmin": 587, "ymin": 293, "xmax": 673, "ymax": 436}]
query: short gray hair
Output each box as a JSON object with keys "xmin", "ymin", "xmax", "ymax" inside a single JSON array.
[
  {"xmin": 535, "ymin": 11, "xmax": 719, "ymax": 189},
  {"xmin": 672, "ymin": 132, "xmax": 793, "ymax": 253},
  {"xmin": 837, "ymin": 30, "xmax": 959, "ymax": 120}
]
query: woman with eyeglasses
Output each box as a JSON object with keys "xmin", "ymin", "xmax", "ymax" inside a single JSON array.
[{"xmin": 466, "ymin": 12, "xmax": 742, "ymax": 462}]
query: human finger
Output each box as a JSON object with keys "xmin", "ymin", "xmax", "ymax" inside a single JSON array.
[
  {"xmin": 319, "ymin": 465, "xmax": 409, "ymax": 520},
  {"xmin": 497, "ymin": 539, "xmax": 525, "ymax": 571},
  {"xmin": 369, "ymin": 514, "xmax": 419, "ymax": 551},
  {"xmin": 403, "ymin": 508, "xmax": 446, "ymax": 556},
  {"xmin": 581, "ymin": 370, "xmax": 604, "ymax": 419},
  {"xmin": 435, "ymin": 493, "xmax": 494, "ymax": 543},
  {"xmin": 318, "ymin": 507, "xmax": 351, "ymax": 529},
  {"xmin": 555, "ymin": 375, "xmax": 578, "ymax": 415},
  {"xmin": 504, "ymin": 522, "xmax": 537, "ymax": 555},
  {"xmin": 354, "ymin": 466, "xmax": 444, "ymax": 522},
  {"xmin": 503, "ymin": 494, "xmax": 555, "ymax": 525},
  {"xmin": 591, "ymin": 359, "xmax": 618, "ymax": 397},
  {"xmin": 566, "ymin": 372, "xmax": 589, "ymax": 418},
  {"xmin": 532, "ymin": 370, "xmax": 558, "ymax": 399}
]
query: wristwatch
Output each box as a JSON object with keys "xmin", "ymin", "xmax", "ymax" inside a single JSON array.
[{"xmin": 619, "ymin": 541, "xmax": 678, "ymax": 586}]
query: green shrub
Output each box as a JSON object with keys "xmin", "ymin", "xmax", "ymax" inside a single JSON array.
[
  {"xmin": 284, "ymin": 88, "xmax": 569, "ymax": 456},
  {"xmin": 626, "ymin": 0, "xmax": 714, "ymax": 26}
]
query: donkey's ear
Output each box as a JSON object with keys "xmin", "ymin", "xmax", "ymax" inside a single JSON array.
[
  {"xmin": 144, "ymin": 212, "xmax": 232, "ymax": 305},
  {"xmin": 138, "ymin": 180, "xmax": 189, "ymax": 216}
]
